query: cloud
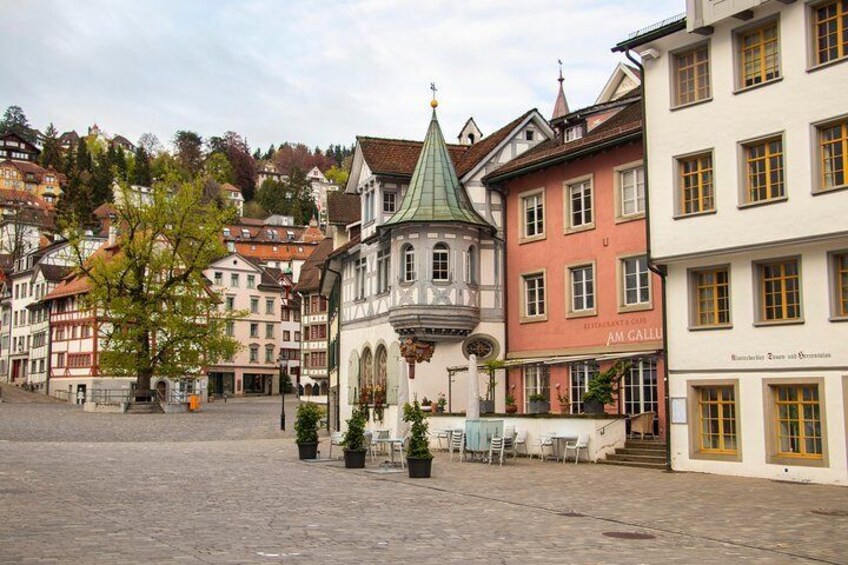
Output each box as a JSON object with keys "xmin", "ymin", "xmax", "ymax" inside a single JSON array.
[{"xmin": 0, "ymin": 0, "xmax": 681, "ymax": 150}]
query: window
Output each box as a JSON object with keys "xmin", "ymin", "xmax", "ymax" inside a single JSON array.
[
  {"xmin": 401, "ymin": 244, "xmax": 416, "ymax": 283},
  {"xmin": 697, "ymin": 385, "xmax": 738, "ymax": 454},
  {"xmin": 364, "ymin": 190, "xmax": 375, "ymax": 222},
  {"xmin": 570, "ymin": 362, "xmax": 598, "ymax": 414},
  {"xmin": 247, "ymin": 275, "xmax": 256, "ymax": 289},
  {"xmin": 521, "ymin": 191, "xmax": 545, "ymax": 240},
  {"xmin": 744, "ymin": 136, "xmax": 784, "ymax": 203},
  {"xmin": 250, "ymin": 323, "xmax": 259, "ymax": 338},
  {"xmin": 55, "ymin": 352, "xmax": 65, "ymax": 368},
  {"xmin": 225, "ymin": 296, "xmax": 235, "ymax": 311},
  {"xmin": 355, "ymin": 257, "xmax": 367, "ymax": 299},
  {"xmin": 678, "ymin": 153, "xmax": 714, "ymax": 215},
  {"xmin": 265, "ymin": 323, "xmax": 274, "ymax": 339},
  {"xmin": 818, "ymin": 118, "xmax": 848, "ymax": 191},
  {"xmin": 249, "ymin": 345, "xmax": 259, "ymax": 363},
  {"xmin": 230, "ymin": 274, "xmax": 239, "ymax": 287},
  {"xmin": 673, "ymin": 44, "xmax": 710, "ymax": 106},
  {"xmin": 383, "ymin": 191, "xmax": 396, "ymax": 214},
  {"xmin": 525, "ymin": 130, "xmax": 535, "ymax": 141},
  {"xmin": 226, "ymin": 321, "xmax": 234, "ymax": 337},
  {"xmin": 266, "ymin": 298, "xmax": 274, "ymax": 314},
  {"xmin": 283, "ymin": 330, "xmax": 291, "ymax": 341},
  {"xmin": 619, "ymin": 166, "xmax": 645, "ymax": 217},
  {"xmin": 834, "ymin": 252, "xmax": 848, "ymax": 317},
  {"xmin": 692, "ymin": 267, "xmax": 730, "ymax": 327},
  {"xmin": 813, "ymin": 0, "xmax": 848, "ymax": 66},
  {"xmin": 377, "ymin": 246, "xmax": 390, "ymax": 294},
  {"xmin": 738, "ymin": 20, "xmax": 780, "ymax": 88},
  {"xmin": 466, "ymin": 246, "xmax": 478, "ymax": 285},
  {"xmin": 622, "ymin": 256, "xmax": 650, "ymax": 308},
  {"xmin": 522, "ymin": 272, "xmax": 546, "ymax": 319},
  {"xmin": 432, "ymin": 243, "xmax": 449, "ymax": 282},
  {"xmin": 523, "ymin": 365, "xmax": 549, "ymax": 413},
  {"xmin": 374, "ymin": 346, "xmax": 388, "ymax": 391},
  {"xmin": 265, "ymin": 345, "xmax": 275, "ymax": 363},
  {"xmin": 772, "ymin": 384, "xmax": 823, "ymax": 460},
  {"xmin": 250, "ymin": 298, "xmax": 259, "ymax": 314},
  {"xmin": 567, "ymin": 178, "xmax": 593, "ymax": 230},
  {"xmin": 569, "ymin": 264, "xmax": 595, "ymax": 314},
  {"xmin": 214, "ymin": 272, "xmax": 223, "ymax": 285},
  {"xmin": 757, "ymin": 259, "xmax": 801, "ymax": 322},
  {"xmin": 294, "ymin": 331, "xmax": 301, "ymax": 342}
]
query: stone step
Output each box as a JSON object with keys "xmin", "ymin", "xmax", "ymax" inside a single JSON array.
[
  {"xmin": 597, "ymin": 458, "xmax": 667, "ymax": 470},
  {"xmin": 126, "ymin": 402, "xmax": 163, "ymax": 414},
  {"xmin": 624, "ymin": 441, "xmax": 666, "ymax": 450},
  {"xmin": 615, "ymin": 447, "xmax": 668, "ymax": 456},
  {"xmin": 606, "ymin": 452, "xmax": 667, "ymax": 464}
]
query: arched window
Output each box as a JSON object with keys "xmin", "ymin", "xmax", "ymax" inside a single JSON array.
[
  {"xmin": 320, "ymin": 381, "xmax": 329, "ymax": 396},
  {"xmin": 467, "ymin": 245, "xmax": 478, "ymax": 285},
  {"xmin": 401, "ymin": 244, "xmax": 416, "ymax": 282},
  {"xmin": 374, "ymin": 345, "xmax": 388, "ymax": 392},
  {"xmin": 304, "ymin": 383, "xmax": 313, "ymax": 396},
  {"xmin": 360, "ymin": 347, "xmax": 373, "ymax": 398},
  {"xmin": 432, "ymin": 243, "xmax": 449, "ymax": 282}
]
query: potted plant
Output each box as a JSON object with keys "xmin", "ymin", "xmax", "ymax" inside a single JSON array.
[
  {"xmin": 342, "ymin": 407, "xmax": 368, "ymax": 468},
  {"xmin": 505, "ymin": 394, "xmax": 518, "ymax": 414},
  {"xmin": 527, "ymin": 393, "xmax": 550, "ymax": 414},
  {"xmin": 420, "ymin": 396, "xmax": 432, "ymax": 412},
  {"xmin": 294, "ymin": 402, "xmax": 322, "ymax": 460},
  {"xmin": 555, "ymin": 383, "xmax": 570, "ymax": 414},
  {"xmin": 436, "ymin": 393, "xmax": 447, "ymax": 413},
  {"xmin": 582, "ymin": 361, "xmax": 631, "ymax": 414},
  {"xmin": 403, "ymin": 401, "xmax": 433, "ymax": 478},
  {"xmin": 479, "ymin": 359, "xmax": 504, "ymax": 413}
]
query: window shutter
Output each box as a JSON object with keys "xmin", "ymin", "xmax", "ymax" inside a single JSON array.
[
  {"xmin": 386, "ymin": 342, "xmax": 400, "ymax": 405},
  {"xmin": 347, "ymin": 350, "xmax": 359, "ymax": 405}
]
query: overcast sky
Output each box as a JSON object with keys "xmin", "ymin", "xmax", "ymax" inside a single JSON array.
[{"xmin": 1, "ymin": 0, "xmax": 682, "ymax": 152}]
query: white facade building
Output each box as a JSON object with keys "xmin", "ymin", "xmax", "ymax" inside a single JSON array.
[{"xmin": 616, "ymin": 0, "xmax": 848, "ymax": 485}]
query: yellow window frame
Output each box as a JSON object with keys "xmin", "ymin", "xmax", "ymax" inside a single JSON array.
[
  {"xmin": 679, "ymin": 153, "xmax": 714, "ymax": 215},
  {"xmin": 745, "ymin": 137, "xmax": 784, "ymax": 202},
  {"xmin": 674, "ymin": 45, "xmax": 710, "ymax": 105},
  {"xmin": 698, "ymin": 386, "xmax": 737, "ymax": 454},
  {"xmin": 759, "ymin": 260, "xmax": 801, "ymax": 321},
  {"xmin": 694, "ymin": 268, "xmax": 730, "ymax": 326},
  {"xmin": 740, "ymin": 21, "xmax": 780, "ymax": 87},
  {"xmin": 814, "ymin": 0, "xmax": 848, "ymax": 65},
  {"xmin": 820, "ymin": 119, "xmax": 848, "ymax": 190},
  {"xmin": 773, "ymin": 385, "xmax": 823, "ymax": 459},
  {"xmin": 836, "ymin": 253, "xmax": 848, "ymax": 316}
]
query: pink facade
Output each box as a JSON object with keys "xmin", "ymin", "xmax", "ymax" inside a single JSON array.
[{"xmin": 499, "ymin": 133, "xmax": 667, "ymax": 437}]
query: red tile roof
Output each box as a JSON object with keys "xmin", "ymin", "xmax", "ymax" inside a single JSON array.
[
  {"xmin": 326, "ymin": 191, "xmax": 361, "ymax": 225},
  {"xmin": 454, "ymin": 110, "xmax": 536, "ymax": 177},
  {"xmin": 234, "ymin": 241, "xmax": 316, "ymax": 262},
  {"xmin": 293, "ymin": 238, "xmax": 333, "ymax": 293},
  {"xmin": 484, "ymin": 101, "xmax": 643, "ymax": 183}
]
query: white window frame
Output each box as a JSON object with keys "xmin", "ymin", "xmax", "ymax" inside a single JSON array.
[
  {"xmin": 401, "ymin": 244, "xmax": 416, "ymax": 283},
  {"xmin": 619, "ymin": 255, "xmax": 652, "ymax": 312},
  {"xmin": 382, "ymin": 191, "xmax": 396, "ymax": 214},
  {"xmin": 520, "ymin": 270, "xmax": 547, "ymax": 322},
  {"xmin": 567, "ymin": 262, "xmax": 596, "ymax": 317},
  {"xmin": 518, "ymin": 188, "xmax": 545, "ymax": 243},
  {"xmin": 432, "ymin": 243, "xmax": 450, "ymax": 282},
  {"xmin": 523, "ymin": 365, "xmax": 550, "ymax": 413},
  {"xmin": 616, "ymin": 163, "xmax": 645, "ymax": 220},
  {"xmin": 565, "ymin": 175, "xmax": 594, "ymax": 232}
]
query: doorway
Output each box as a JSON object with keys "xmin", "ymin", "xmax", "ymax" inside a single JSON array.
[{"xmin": 621, "ymin": 359, "xmax": 658, "ymax": 434}]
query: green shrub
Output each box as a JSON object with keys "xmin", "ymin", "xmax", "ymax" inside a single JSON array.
[
  {"xmin": 404, "ymin": 401, "xmax": 433, "ymax": 460},
  {"xmin": 294, "ymin": 402, "xmax": 322, "ymax": 444},
  {"xmin": 342, "ymin": 407, "xmax": 367, "ymax": 451}
]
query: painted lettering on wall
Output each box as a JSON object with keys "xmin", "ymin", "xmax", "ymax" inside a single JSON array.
[
  {"xmin": 730, "ymin": 351, "xmax": 833, "ymax": 362},
  {"xmin": 605, "ymin": 327, "xmax": 662, "ymax": 346}
]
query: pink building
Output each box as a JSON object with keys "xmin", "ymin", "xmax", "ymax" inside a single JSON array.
[{"xmin": 485, "ymin": 66, "xmax": 666, "ymax": 437}]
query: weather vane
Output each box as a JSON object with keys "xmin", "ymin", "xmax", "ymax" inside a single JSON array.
[
  {"xmin": 558, "ymin": 59, "xmax": 564, "ymax": 83},
  {"xmin": 430, "ymin": 82, "xmax": 438, "ymax": 108}
]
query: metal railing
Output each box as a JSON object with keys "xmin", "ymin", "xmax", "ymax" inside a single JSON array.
[{"xmin": 88, "ymin": 389, "xmax": 132, "ymax": 405}]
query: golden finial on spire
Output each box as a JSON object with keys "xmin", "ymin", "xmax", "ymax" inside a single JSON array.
[{"xmin": 430, "ymin": 82, "xmax": 438, "ymax": 108}]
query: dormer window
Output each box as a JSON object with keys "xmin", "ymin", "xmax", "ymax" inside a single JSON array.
[
  {"xmin": 383, "ymin": 191, "xmax": 397, "ymax": 214},
  {"xmin": 525, "ymin": 130, "xmax": 535, "ymax": 141},
  {"xmin": 565, "ymin": 125, "xmax": 583, "ymax": 142},
  {"xmin": 241, "ymin": 229, "xmax": 250, "ymax": 238},
  {"xmin": 468, "ymin": 133, "xmax": 475, "ymax": 143},
  {"xmin": 223, "ymin": 228, "xmax": 231, "ymax": 237},
  {"xmin": 401, "ymin": 244, "xmax": 416, "ymax": 283},
  {"xmin": 432, "ymin": 243, "xmax": 450, "ymax": 282}
]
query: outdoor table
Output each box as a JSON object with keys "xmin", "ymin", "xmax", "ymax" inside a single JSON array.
[
  {"xmin": 550, "ymin": 434, "xmax": 579, "ymax": 462},
  {"xmin": 465, "ymin": 420, "xmax": 504, "ymax": 462},
  {"xmin": 370, "ymin": 430, "xmax": 389, "ymax": 454},
  {"xmin": 375, "ymin": 437, "xmax": 404, "ymax": 467}
]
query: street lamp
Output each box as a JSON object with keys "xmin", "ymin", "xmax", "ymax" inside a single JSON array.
[{"xmin": 278, "ymin": 350, "xmax": 288, "ymax": 430}]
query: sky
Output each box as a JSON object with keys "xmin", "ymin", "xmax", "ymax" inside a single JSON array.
[{"xmin": 1, "ymin": 0, "xmax": 683, "ymax": 152}]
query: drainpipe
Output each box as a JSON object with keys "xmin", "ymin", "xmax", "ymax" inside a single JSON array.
[
  {"xmin": 625, "ymin": 48, "xmax": 672, "ymax": 472},
  {"xmin": 324, "ymin": 263, "xmax": 343, "ymax": 432}
]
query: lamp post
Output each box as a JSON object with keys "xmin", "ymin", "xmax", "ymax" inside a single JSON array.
[{"xmin": 278, "ymin": 351, "xmax": 288, "ymax": 430}]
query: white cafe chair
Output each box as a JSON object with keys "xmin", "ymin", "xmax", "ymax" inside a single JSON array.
[
  {"xmin": 328, "ymin": 431, "xmax": 343, "ymax": 460},
  {"xmin": 563, "ymin": 433, "xmax": 590, "ymax": 464},
  {"xmin": 488, "ymin": 436, "xmax": 506, "ymax": 467},
  {"xmin": 449, "ymin": 431, "xmax": 465, "ymax": 462}
]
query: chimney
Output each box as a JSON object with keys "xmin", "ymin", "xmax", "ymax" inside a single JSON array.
[{"xmin": 107, "ymin": 213, "xmax": 117, "ymax": 246}]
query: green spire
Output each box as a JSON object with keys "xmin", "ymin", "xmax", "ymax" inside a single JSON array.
[{"xmin": 383, "ymin": 104, "xmax": 493, "ymax": 231}]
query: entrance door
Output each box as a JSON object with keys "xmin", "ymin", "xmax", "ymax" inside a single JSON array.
[
  {"xmin": 156, "ymin": 381, "xmax": 167, "ymax": 402},
  {"xmin": 621, "ymin": 359, "xmax": 658, "ymax": 433}
]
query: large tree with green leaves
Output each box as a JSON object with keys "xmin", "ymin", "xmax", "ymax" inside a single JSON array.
[
  {"xmin": 65, "ymin": 179, "xmax": 241, "ymax": 394},
  {"xmin": 0, "ymin": 105, "xmax": 35, "ymax": 143},
  {"xmin": 39, "ymin": 123, "xmax": 64, "ymax": 172},
  {"xmin": 173, "ymin": 130, "xmax": 204, "ymax": 177}
]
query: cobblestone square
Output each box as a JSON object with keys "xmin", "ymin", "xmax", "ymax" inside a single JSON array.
[{"xmin": 1, "ymin": 396, "xmax": 846, "ymax": 564}]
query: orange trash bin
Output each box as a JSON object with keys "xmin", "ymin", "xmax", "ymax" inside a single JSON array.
[{"xmin": 189, "ymin": 395, "xmax": 200, "ymax": 412}]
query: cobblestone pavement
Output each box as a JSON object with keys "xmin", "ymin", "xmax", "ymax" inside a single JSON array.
[{"xmin": 1, "ymin": 401, "xmax": 846, "ymax": 564}]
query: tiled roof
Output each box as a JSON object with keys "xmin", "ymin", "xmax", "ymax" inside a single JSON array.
[
  {"xmin": 454, "ymin": 110, "xmax": 536, "ymax": 178},
  {"xmin": 235, "ymin": 241, "xmax": 315, "ymax": 262},
  {"xmin": 220, "ymin": 183, "xmax": 242, "ymax": 194},
  {"xmin": 226, "ymin": 223, "xmax": 307, "ymax": 242},
  {"xmin": 484, "ymin": 101, "xmax": 643, "ymax": 183},
  {"xmin": 326, "ymin": 235, "xmax": 361, "ymax": 260},
  {"xmin": 0, "ymin": 160, "xmax": 64, "ymax": 187},
  {"xmin": 293, "ymin": 238, "xmax": 333, "ymax": 293},
  {"xmin": 93, "ymin": 203, "xmax": 116, "ymax": 218},
  {"xmin": 38, "ymin": 264, "xmax": 73, "ymax": 283},
  {"xmin": 326, "ymin": 191, "xmax": 361, "ymax": 225},
  {"xmin": 357, "ymin": 137, "xmax": 467, "ymax": 178},
  {"xmin": 43, "ymin": 243, "xmax": 120, "ymax": 300}
]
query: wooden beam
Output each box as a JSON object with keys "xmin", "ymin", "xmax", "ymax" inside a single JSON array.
[
  {"xmin": 692, "ymin": 26, "xmax": 714, "ymax": 36},
  {"xmin": 775, "ymin": 0, "xmax": 796, "ymax": 4},
  {"xmin": 734, "ymin": 10, "xmax": 754, "ymax": 21}
]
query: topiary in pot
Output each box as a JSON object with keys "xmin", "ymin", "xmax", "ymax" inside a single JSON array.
[
  {"xmin": 403, "ymin": 401, "xmax": 433, "ymax": 478},
  {"xmin": 582, "ymin": 361, "xmax": 631, "ymax": 413},
  {"xmin": 528, "ymin": 393, "xmax": 550, "ymax": 414},
  {"xmin": 342, "ymin": 406, "xmax": 368, "ymax": 468},
  {"xmin": 295, "ymin": 402, "xmax": 322, "ymax": 460}
]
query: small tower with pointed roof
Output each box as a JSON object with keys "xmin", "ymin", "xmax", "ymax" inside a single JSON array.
[{"xmin": 552, "ymin": 60, "xmax": 570, "ymax": 120}]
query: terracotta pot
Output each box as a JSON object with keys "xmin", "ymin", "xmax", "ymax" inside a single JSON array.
[{"xmin": 505, "ymin": 404, "xmax": 518, "ymax": 414}]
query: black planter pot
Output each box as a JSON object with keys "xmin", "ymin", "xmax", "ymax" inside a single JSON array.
[
  {"xmin": 479, "ymin": 400, "xmax": 495, "ymax": 414},
  {"xmin": 406, "ymin": 457, "xmax": 433, "ymax": 478},
  {"xmin": 583, "ymin": 399, "xmax": 606, "ymax": 414},
  {"xmin": 297, "ymin": 442, "xmax": 319, "ymax": 460},
  {"xmin": 343, "ymin": 449, "xmax": 367, "ymax": 469},
  {"xmin": 528, "ymin": 400, "xmax": 550, "ymax": 414}
]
